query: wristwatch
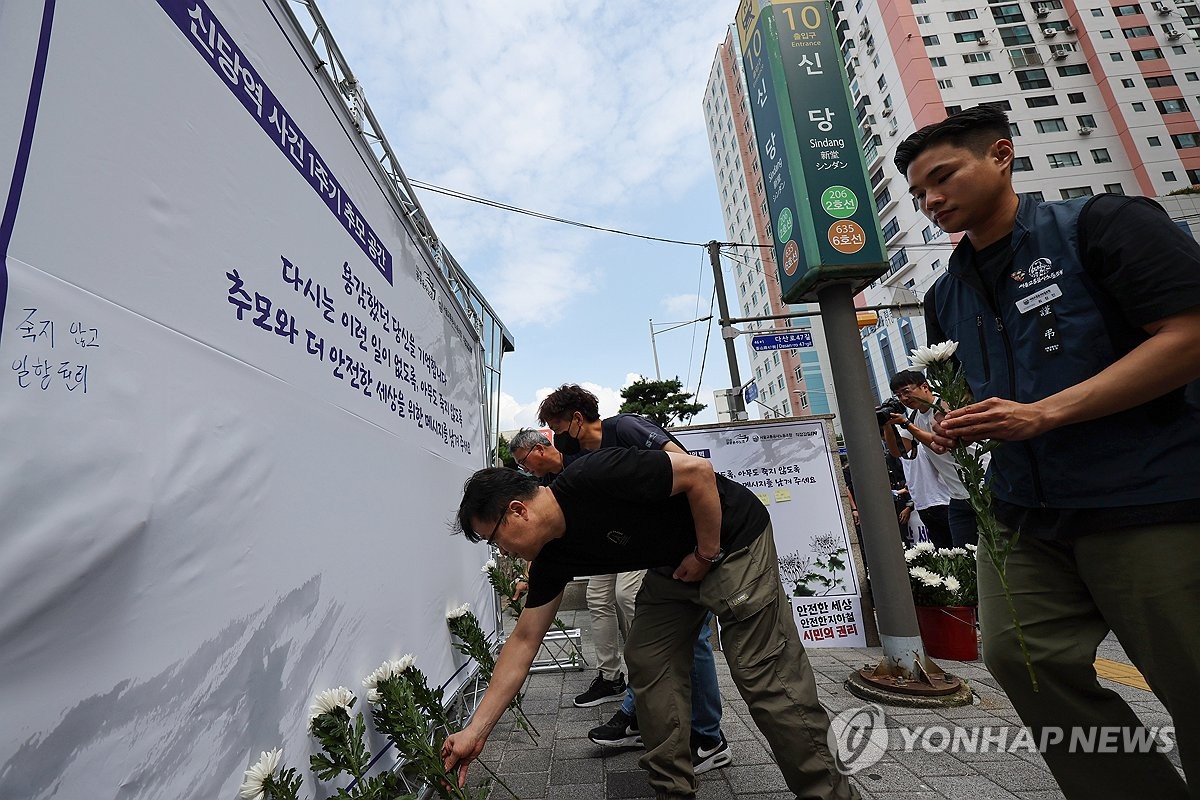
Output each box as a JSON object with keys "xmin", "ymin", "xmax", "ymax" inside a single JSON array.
[{"xmin": 694, "ymin": 546, "xmax": 727, "ymax": 566}]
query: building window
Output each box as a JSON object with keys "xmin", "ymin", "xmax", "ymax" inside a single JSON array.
[
  {"xmin": 1158, "ymin": 98, "xmax": 1190, "ymax": 113},
  {"xmin": 1164, "ymin": 171, "xmax": 1178, "ymax": 181},
  {"xmin": 1018, "ymin": 68, "xmax": 1052, "ymax": 89},
  {"xmin": 1092, "ymin": 7, "xmax": 1105, "ymax": 14},
  {"xmin": 882, "ymin": 217, "xmax": 901, "ymax": 239},
  {"xmin": 1114, "ymin": 4, "xmax": 1144, "ymax": 15},
  {"xmin": 1188, "ymin": 168, "xmax": 1200, "ymax": 184},
  {"xmin": 971, "ymin": 73, "xmax": 1004, "ymax": 86},
  {"xmin": 1134, "ymin": 102, "xmax": 1147, "ymax": 111},
  {"xmin": 1010, "ymin": 122, "xmax": 1022, "ymax": 136},
  {"xmin": 1028, "ymin": 191, "xmax": 1046, "ymax": 201},
  {"xmin": 1035, "ymin": 117, "xmax": 1068, "ymax": 133},
  {"xmin": 917, "ymin": 14, "xmax": 932, "ymax": 23},
  {"xmin": 1149, "ymin": 135, "xmax": 1162, "ymax": 145},
  {"xmin": 1068, "ymin": 92, "xmax": 1087, "ymax": 103},
  {"xmin": 955, "ymin": 30, "xmax": 987, "ymax": 43},
  {"xmin": 945, "ymin": 105, "xmax": 963, "ymax": 115},
  {"xmin": 949, "ymin": 9, "xmax": 980, "ymax": 20},
  {"xmin": 1077, "ymin": 114, "xmax": 1097, "ymax": 127},
  {"xmin": 1123, "ymin": 25, "xmax": 1154, "ymax": 37},
  {"xmin": 1172, "ymin": 132, "xmax": 1200, "ymax": 148},
  {"xmin": 1061, "ymin": 186, "xmax": 1094, "ymax": 198},
  {"xmin": 878, "ymin": 333, "xmax": 899, "ymax": 377},
  {"xmin": 899, "ymin": 318, "xmax": 919, "ymax": 356},
  {"xmin": 1173, "ymin": 45, "xmax": 1188, "ymax": 55},
  {"xmin": 1048, "ymin": 151, "xmax": 1083, "ymax": 167},
  {"xmin": 922, "ymin": 34, "xmax": 941, "ymax": 45},
  {"xmin": 964, "ymin": 51, "xmax": 995, "ymax": 63},
  {"xmin": 1027, "ymin": 94, "xmax": 1060, "ymax": 107},
  {"xmin": 1000, "ymin": 25, "xmax": 1036, "ymax": 45},
  {"xmin": 1111, "ymin": 53, "xmax": 1125, "ymax": 61},
  {"xmin": 888, "ymin": 248, "xmax": 909, "ymax": 272},
  {"xmin": 930, "ymin": 56, "xmax": 948, "ymax": 66},
  {"xmin": 1101, "ymin": 30, "xmax": 1115, "ymax": 39},
  {"xmin": 1013, "ymin": 156, "xmax": 1034, "ymax": 171},
  {"xmin": 1058, "ymin": 63, "xmax": 1091, "ymax": 76},
  {"xmin": 991, "ymin": 3, "xmax": 1026, "ymax": 24},
  {"xmin": 863, "ymin": 346, "xmax": 880, "ymax": 402},
  {"xmin": 1092, "ymin": 148, "xmax": 1112, "ymax": 163},
  {"xmin": 938, "ymin": 78, "xmax": 955, "ymax": 88},
  {"xmin": 1189, "ymin": 72, "xmax": 1200, "ymax": 81},
  {"xmin": 1105, "ymin": 182, "xmax": 1126, "ymax": 194},
  {"xmin": 1122, "ymin": 78, "xmax": 1136, "ymax": 88},
  {"xmin": 1133, "ymin": 48, "xmax": 1164, "ymax": 61}
]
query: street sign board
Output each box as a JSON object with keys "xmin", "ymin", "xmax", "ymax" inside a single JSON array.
[
  {"xmin": 751, "ymin": 331, "xmax": 813, "ymax": 351},
  {"xmin": 736, "ymin": 0, "xmax": 888, "ymax": 303},
  {"xmin": 744, "ymin": 381, "xmax": 760, "ymax": 405}
]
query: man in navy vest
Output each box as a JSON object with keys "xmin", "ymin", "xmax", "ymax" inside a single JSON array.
[{"xmin": 897, "ymin": 104, "xmax": 1200, "ymax": 798}]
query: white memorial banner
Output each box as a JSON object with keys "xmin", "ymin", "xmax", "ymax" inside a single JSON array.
[
  {"xmin": 1, "ymin": 1, "xmax": 494, "ymax": 798},
  {"xmin": 674, "ymin": 420, "xmax": 867, "ymax": 648}
]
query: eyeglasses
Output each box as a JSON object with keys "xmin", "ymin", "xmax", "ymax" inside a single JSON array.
[
  {"xmin": 896, "ymin": 385, "xmax": 922, "ymax": 398},
  {"xmin": 514, "ymin": 444, "xmax": 542, "ymax": 471},
  {"xmin": 467, "ymin": 507, "xmax": 508, "ymax": 544}
]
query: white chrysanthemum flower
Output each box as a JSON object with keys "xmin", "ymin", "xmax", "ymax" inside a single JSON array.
[
  {"xmin": 947, "ymin": 547, "xmax": 969, "ymax": 556},
  {"xmin": 362, "ymin": 655, "xmax": 416, "ymax": 703},
  {"xmin": 447, "ymin": 602, "xmax": 471, "ymax": 620},
  {"xmin": 481, "ymin": 559, "xmax": 497, "ymax": 573},
  {"xmin": 944, "ymin": 576, "xmax": 962, "ymax": 594},
  {"xmin": 903, "ymin": 547, "xmax": 919, "ymax": 562},
  {"xmin": 909, "ymin": 341, "xmax": 959, "ymax": 369},
  {"xmin": 309, "ymin": 686, "xmax": 354, "ymax": 724},
  {"xmin": 914, "ymin": 541, "xmax": 936, "ymax": 553},
  {"xmin": 965, "ymin": 543, "xmax": 978, "ymax": 553},
  {"xmin": 238, "ymin": 748, "xmax": 282, "ymax": 800},
  {"xmin": 935, "ymin": 548, "xmax": 955, "ymax": 557},
  {"xmin": 910, "ymin": 566, "xmax": 943, "ymax": 588}
]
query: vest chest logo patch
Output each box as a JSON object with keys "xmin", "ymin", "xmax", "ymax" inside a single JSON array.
[
  {"xmin": 1013, "ymin": 257, "xmax": 1054, "ymax": 284},
  {"xmin": 1015, "ymin": 257, "xmax": 1064, "ymax": 290},
  {"xmin": 606, "ymin": 530, "xmax": 630, "ymax": 546}
]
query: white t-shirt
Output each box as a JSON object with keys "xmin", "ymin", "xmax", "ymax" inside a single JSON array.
[{"xmin": 898, "ymin": 407, "xmax": 956, "ymax": 507}]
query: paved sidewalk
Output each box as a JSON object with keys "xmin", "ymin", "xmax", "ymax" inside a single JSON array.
[{"xmin": 475, "ymin": 608, "xmax": 1179, "ymax": 799}]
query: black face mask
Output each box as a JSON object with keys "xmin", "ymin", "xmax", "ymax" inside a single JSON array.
[{"xmin": 553, "ymin": 430, "xmax": 581, "ymax": 456}]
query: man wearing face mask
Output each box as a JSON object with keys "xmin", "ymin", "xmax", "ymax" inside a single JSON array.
[{"xmin": 537, "ymin": 385, "xmax": 731, "ymax": 775}]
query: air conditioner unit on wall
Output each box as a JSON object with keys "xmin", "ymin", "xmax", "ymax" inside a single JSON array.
[
  {"xmin": 1079, "ymin": 126, "xmax": 1094, "ymax": 134},
  {"xmin": 1152, "ymin": 1, "xmax": 1172, "ymax": 13},
  {"xmin": 1044, "ymin": 27, "xmax": 1058, "ymax": 36},
  {"xmin": 882, "ymin": 106, "xmax": 893, "ymax": 117},
  {"xmin": 1036, "ymin": 6, "xmax": 1051, "ymax": 17},
  {"xmin": 978, "ymin": 37, "xmax": 990, "ymax": 45},
  {"xmin": 1064, "ymin": 25, "xmax": 1076, "ymax": 33},
  {"xmin": 1053, "ymin": 50, "xmax": 1069, "ymax": 58}
]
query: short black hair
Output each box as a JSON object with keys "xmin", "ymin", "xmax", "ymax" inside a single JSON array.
[
  {"xmin": 456, "ymin": 468, "xmax": 539, "ymax": 541},
  {"xmin": 889, "ymin": 369, "xmax": 927, "ymax": 392},
  {"xmin": 894, "ymin": 104, "xmax": 1012, "ymax": 177},
  {"xmin": 537, "ymin": 384, "xmax": 600, "ymax": 425}
]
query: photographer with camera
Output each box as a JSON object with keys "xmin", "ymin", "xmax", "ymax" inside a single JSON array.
[{"xmin": 878, "ymin": 371, "xmax": 972, "ymax": 549}]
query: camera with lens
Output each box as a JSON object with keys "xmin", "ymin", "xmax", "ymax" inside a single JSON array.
[{"xmin": 875, "ymin": 396, "xmax": 906, "ymax": 427}]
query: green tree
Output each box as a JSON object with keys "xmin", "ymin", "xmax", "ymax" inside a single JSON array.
[
  {"xmin": 618, "ymin": 377, "xmax": 706, "ymax": 428},
  {"xmin": 495, "ymin": 434, "xmax": 515, "ymax": 469}
]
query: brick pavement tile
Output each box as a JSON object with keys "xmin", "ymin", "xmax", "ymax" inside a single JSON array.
[
  {"xmin": 980, "ymin": 758, "xmax": 1060, "ymax": 793},
  {"xmin": 489, "ymin": 770, "xmax": 548, "ymax": 799},
  {"xmin": 546, "ymin": 784, "xmax": 603, "ymax": 800},
  {"xmin": 722, "ymin": 763, "xmax": 790, "ymax": 794},
  {"xmin": 605, "ymin": 768, "xmax": 655, "ymax": 799},
  {"xmin": 920, "ymin": 773, "xmax": 1022, "ymax": 799},
  {"xmin": 500, "ymin": 747, "xmax": 553, "ymax": 774},
  {"xmin": 726, "ymin": 737, "xmax": 778, "ymax": 767},
  {"xmin": 550, "ymin": 756, "xmax": 605, "ymax": 785},
  {"xmin": 847, "ymin": 757, "xmax": 932, "ymax": 794}
]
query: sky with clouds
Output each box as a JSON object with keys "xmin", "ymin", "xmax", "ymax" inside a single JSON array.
[{"xmin": 317, "ymin": 1, "xmax": 756, "ymax": 431}]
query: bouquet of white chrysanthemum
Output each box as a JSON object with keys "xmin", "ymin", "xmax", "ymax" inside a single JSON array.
[
  {"xmin": 904, "ymin": 542, "xmax": 978, "ymax": 607},
  {"xmin": 910, "ymin": 341, "xmax": 1037, "ymax": 690},
  {"xmin": 446, "ymin": 603, "xmax": 538, "ymax": 741}
]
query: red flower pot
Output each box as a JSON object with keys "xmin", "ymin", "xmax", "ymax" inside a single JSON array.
[{"xmin": 915, "ymin": 605, "xmax": 979, "ymax": 661}]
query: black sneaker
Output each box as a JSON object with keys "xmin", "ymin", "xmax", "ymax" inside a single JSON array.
[
  {"xmin": 691, "ymin": 733, "xmax": 732, "ymax": 774},
  {"xmin": 589, "ymin": 709, "xmax": 643, "ymax": 748},
  {"xmin": 573, "ymin": 671, "xmax": 627, "ymax": 707}
]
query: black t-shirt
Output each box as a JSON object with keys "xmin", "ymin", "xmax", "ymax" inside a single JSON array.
[
  {"xmin": 924, "ymin": 195, "xmax": 1200, "ymax": 538},
  {"xmin": 524, "ymin": 448, "xmax": 770, "ymax": 607},
  {"xmin": 601, "ymin": 413, "xmax": 684, "ymax": 451}
]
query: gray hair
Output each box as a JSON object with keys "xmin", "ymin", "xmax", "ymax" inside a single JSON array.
[{"xmin": 510, "ymin": 428, "xmax": 551, "ymax": 452}]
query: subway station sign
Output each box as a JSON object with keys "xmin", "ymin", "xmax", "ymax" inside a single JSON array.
[{"xmin": 736, "ymin": 0, "xmax": 887, "ymax": 303}]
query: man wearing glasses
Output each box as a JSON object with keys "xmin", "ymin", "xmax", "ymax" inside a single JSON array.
[
  {"xmin": 443, "ymin": 447, "xmax": 859, "ymax": 800},
  {"xmin": 883, "ymin": 369, "xmax": 977, "ymax": 547}
]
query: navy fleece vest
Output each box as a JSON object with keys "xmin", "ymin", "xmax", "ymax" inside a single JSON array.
[{"xmin": 929, "ymin": 194, "xmax": 1200, "ymax": 509}]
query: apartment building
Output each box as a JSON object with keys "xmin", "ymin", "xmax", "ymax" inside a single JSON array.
[{"xmin": 708, "ymin": 0, "xmax": 1200, "ymax": 404}]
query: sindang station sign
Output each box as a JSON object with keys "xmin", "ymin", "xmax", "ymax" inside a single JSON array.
[{"xmin": 736, "ymin": 0, "xmax": 887, "ymax": 303}]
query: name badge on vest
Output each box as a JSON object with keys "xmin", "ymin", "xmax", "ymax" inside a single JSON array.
[{"xmin": 1015, "ymin": 283, "xmax": 1062, "ymax": 314}]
